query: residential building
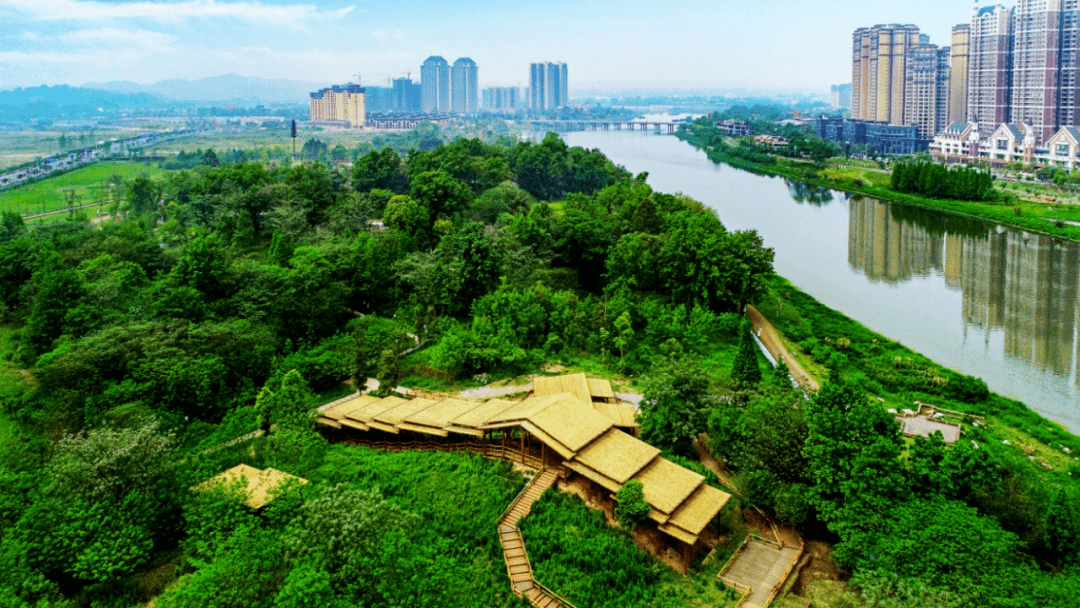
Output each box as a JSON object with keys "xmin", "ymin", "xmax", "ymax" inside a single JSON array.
[
  {"xmin": 949, "ymin": 24, "xmax": 971, "ymax": 124},
  {"xmin": 830, "ymin": 84, "xmax": 852, "ymax": 109},
  {"xmin": 365, "ymin": 86, "xmax": 393, "ymax": 113},
  {"xmin": 814, "ymin": 117, "xmax": 925, "ymax": 154},
  {"xmin": 392, "ymin": 78, "xmax": 422, "ymax": 113},
  {"xmin": 1043, "ymin": 126, "xmax": 1080, "ymax": 168},
  {"xmin": 967, "ymin": 5, "xmax": 1013, "ymax": 128},
  {"xmin": 451, "ymin": 57, "xmax": 479, "ymax": 114},
  {"xmin": 421, "ymin": 56, "xmax": 450, "ymax": 113},
  {"xmin": 483, "ymin": 87, "xmax": 519, "ymax": 111},
  {"xmin": 852, "ymin": 24, "xmax": 922, "ymax": 124},
  {"xmin": 309, "ymin": 84, "xmax": 365, "ymax": 127},
  {"xmin": 530, "ymin": 61, "xmax": 568, "ymax": 110},
  {"xmin": 904, "ymin": 44, "xmax": 951, "ymax": 138},
  {"xmin": 929, "ymin": 122, "xmax": 982, "ymax": 162},
  {"xmin": 716, "ymin": 119, "xmax": 751, "ymax": 136}
]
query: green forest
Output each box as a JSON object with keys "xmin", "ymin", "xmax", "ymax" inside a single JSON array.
[{"xmin": 0, "ymin": 131, "xmax": 1076, "ymax": 608}]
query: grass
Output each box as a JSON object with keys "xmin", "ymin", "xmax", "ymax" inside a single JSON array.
[
  {"xmin": 0, "ymin": 161, "xmax": 166, "ymax": 216},
  {"xmin": 146, "ymin": 125, "xmax": 374, "ymax": 158},
  {"xmin": 0, "ymin": 127, "xmax": 157, "ymax": 172},
  {"xmin": 773, "ymin": 580, "xmax": 856, "ymax": 608}
]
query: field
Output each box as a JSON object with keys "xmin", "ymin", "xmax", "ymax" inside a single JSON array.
[
  {"xmin": 145, "ymin": 125, "xmax": 370, "ymax": 158},
  {"xmin": 0, "ymin": 161, "xmax": 166, "ymax": 216},
  {"xmin": 0, "ymin": 127, "xmax": 158, "ymax": 172}
]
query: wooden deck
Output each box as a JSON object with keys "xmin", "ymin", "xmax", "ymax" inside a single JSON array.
[{"xmin": 720, "ymin": 539, "xmax": 801, "ymax": 608}]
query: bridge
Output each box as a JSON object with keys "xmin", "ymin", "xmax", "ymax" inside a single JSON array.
[{"xmin": 523, "ymin": 120, "xmax": 682, "ymax": 134}]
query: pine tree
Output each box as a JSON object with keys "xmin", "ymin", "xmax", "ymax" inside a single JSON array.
[{"xmin": 732, "ymin": 320, "xmax": 763, "ymax": 387}]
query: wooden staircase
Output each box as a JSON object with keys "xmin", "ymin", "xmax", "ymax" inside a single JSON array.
[{"xmin": 497, "ymin": 469, "xmax": 573, "ymax": 608}]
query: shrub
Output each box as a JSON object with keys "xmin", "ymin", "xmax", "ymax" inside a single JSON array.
[{"xmin": 614, "ymin": 479, "xmax": 651, "ymax": 531}]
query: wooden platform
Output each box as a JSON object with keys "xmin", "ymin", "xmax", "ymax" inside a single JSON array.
[
  {"xmin": 497, "ymin": 469, "xmax": 574, "ymax": 607},
  {"xmin": 721, "ymin": 539, "xmax": 801, "ymax": 608}
]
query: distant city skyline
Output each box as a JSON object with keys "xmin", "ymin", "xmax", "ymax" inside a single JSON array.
[{"xmin": 0, "ymin": 0, "xmax": 974, "ymax": 93}]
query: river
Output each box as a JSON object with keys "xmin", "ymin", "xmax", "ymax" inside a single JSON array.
[{"xmin": 550, "ymin": 124, "xmax": 1080, "ymax": 433}]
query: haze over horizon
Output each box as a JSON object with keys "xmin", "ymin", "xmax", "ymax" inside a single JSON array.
[{"xmin": 1, "ymin": 0, "xmax": 977, "ymax": 95}]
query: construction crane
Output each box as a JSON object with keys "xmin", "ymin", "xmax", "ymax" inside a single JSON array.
[{"xmin": 353, "ymin": 73, "xmax": 393, "ymax": 88}]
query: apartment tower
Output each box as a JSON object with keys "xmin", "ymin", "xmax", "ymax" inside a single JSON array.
[
  {"xmin": 451, "ymin": 58, "xmax": 479, "ymax": 114},
  {"xmin": 967, "ymin": 4, "xmax": 1013, "ymax": 127},
  {"xmin": 1010, "ymin": 0, "xmax": 1080, "ymax": 143},
  {"xmin": 530, "ymin": 61, "xmax": 569, "ymax": 110},
  {"xmin": 852, "ymin": 24, "xmax": 922, "ymax": 124},
  {"xmin": 309, "ymin": 84, "xmax": 366, "ymax": 127},
  {"xmin": 949, "ymin": 24, "xmax": 971, "ymax": 124},
  {"xmin": 905, "ymin": 44, "xmax": 953, "ymax": 138},
  {"xmin": 421, "ymin": 56, "xmax": 450, "ymax": 113}
]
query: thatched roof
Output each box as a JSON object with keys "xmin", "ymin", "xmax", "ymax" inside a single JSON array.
[
  {"xmin": 571, "ymin": 428, "xmax": 658, "ymax": 484},
  {"xmin": 373, "ymin": 398, "xmax": 438, "ymax": 427},
  {"xmin": 405, "ymin": 398, "xmax": 482, "ymax": 430},
  {"xmin": 662, "ymin": 483, "xmax": 732, "ymax": 541},
  {"xmin": 533, "ymin": 373, "xmax": 592, "ymax": 404},
  {"xmin": 587, "ymin": 378, "xmax": 615, "ymax": 399},
  {"xmin": 195, "ymin": 464, "xmax": 308, "ymax": 510},
  {"xmin": 526, "ymin": 398, "xmax": 613, "ymax": 454},
  {"xmin": 449, "ymin": 398, "xmax": 517, "ymax": 431},
  {"xmin": 483, "ymin": 395, "xmax": 564, "ymax": 427},
  {"xmin": 592, "ymin": 402, "xmax": 639, "ymax": 428},
  {"xmin": 345, "ymin": 396, "xmax": 408, "ymax": 424},
  {"xmin": 634, "ymin": 458, "xmax": 704, "ymax": 516},
  {"xmin": 321, "ymin": 394, "xmax": 381, "ymax": 421}
]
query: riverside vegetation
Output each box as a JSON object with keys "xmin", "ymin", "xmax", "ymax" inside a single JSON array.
[
  {"xmin": 0, "ymin": 131, "xmax": 1074, "ymax": 607},
  {"xmin": 678, "ymin": 116, "xmax": 1080, "ymax": 242}
]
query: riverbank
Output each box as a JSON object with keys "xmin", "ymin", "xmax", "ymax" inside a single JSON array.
[
  {"xmin": 757, "ymin": 275, "xmax": 1080, "ymax": 468},
  {"xmin": 676, "ymin": 129, "xmax": 1080, "ymax": 243}
]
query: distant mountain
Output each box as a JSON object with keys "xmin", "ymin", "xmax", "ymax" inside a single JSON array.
[
  {"xmin": 84, "ymin": 73, "xmax": 323, "ymax": 104},
  {"xmin": 0, "ymin": 85, "xmax": 165, "ymax": 122}
]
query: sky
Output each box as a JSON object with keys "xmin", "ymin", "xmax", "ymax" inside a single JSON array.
[{"xmin": 0, "ymin": 0, "xmax": 981, "ymax": 94}]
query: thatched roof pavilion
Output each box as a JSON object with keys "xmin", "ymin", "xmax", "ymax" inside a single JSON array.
[
  {"xmin": 195, "ymin": 464, "xmax": 308, "ymax": 510},
  {"xmin": 317, "ymin": 374, "xmax": 731, "ymax": 554}
]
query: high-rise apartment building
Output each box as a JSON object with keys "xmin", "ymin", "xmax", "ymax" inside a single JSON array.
[
  {"xmin": 483, "ymin": 87, "xmax": 519, "ymax": 111},
  {"xmin": 949, "ymin": 24, "xmax": 971, "ymax": 124},
  {"xmin": 421, "ymin": 56, "xmax": 450, "ymax": 113},
  {"xmin": 530, "ymin": 61, "xmax": 569, "ymax": 110},
  {"xmin": 967, "ymin": 5, "xmax": 1014, "ymax": 128},
  {"xmin": 365, "ymin": 86, "xmax": 393, "ymax": 113},
  {"xmin": 851, "ymin": 24, "xmax": 922, "ymax": 124},
  {"xmin": 451, "ymin": 57, "xmax": 479, "ymax": 114},
  {"xmin": 309, "ymin": 84, "xmax": 366, "ymax": 127},
  {"xmin": 392, "ymin": 78, "xmax": 421, "ymax": 113},
  {"xmin": 1010, "ymin": 0, "xmax": 1080, "ymax": 144},
  {"xmin": 905, "ymin": 45, "xmax": 952, "ymax": 138},
  {"xmin": 830, "ymin": 84, "xmax": 852, "ymax": 109}
]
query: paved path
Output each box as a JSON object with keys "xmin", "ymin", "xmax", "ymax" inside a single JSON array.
[{"xmin": 745, "ymin": 305, "xmax": 820, "ymax": 392}]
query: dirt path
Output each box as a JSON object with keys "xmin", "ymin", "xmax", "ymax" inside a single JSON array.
[{"xmin": 745, "ymin": 305, "xmax": 820, "ymax": 392}]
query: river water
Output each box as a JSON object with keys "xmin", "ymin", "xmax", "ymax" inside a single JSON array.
[{"xmin": 552, "ymin": 125, "xmax": 1080, "ymax": 432}]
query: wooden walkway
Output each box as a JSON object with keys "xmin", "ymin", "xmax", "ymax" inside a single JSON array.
[
  {"xmin": 721, "ymin": 540, "xmax": 801, "ymax": 608},
  {"xmin": 497, "ymin": 469, "xmax": 574, "ymax": 608}
]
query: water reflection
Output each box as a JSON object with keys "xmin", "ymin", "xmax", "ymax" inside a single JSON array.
[
  {"xmin": 785, "ymin": 179, "xmax": 834, "ymax": 206},
  {"xmin": 848, "ymin": 196, "xmax": 1080, "ymax": 381}
]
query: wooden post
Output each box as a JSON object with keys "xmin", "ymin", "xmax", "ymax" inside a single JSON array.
[{"xmin": 520, "ymin": 430, "xmax": 525, "ymax": 464}]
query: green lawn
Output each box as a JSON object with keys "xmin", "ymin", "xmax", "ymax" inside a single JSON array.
[{"xmin": 0, "ymin": 161, "xmax": 166, "ymax": 216}]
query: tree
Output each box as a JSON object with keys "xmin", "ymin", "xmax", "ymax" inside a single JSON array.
[
  {"xmin": 383, "ymin": 194, "xmax": 428, "ymax": 238},
  {"xmin": 255, "ymin": 369, "xmax": 314, "ymax": 433},
  {"xmin": 409, "ymin": 170, "xmax": 473, "ymax": 219},
  {"xmin": 731, "ymin": 320, "xmax": 762, "ymax": 386},
  {"xmin": 639, "ymin": 354, "xmax": 720, "ymax": 454},
  {"xmin": 613, "ymin": 311, "xmax": 634, "ymax": 367},
  {"xmin": 803, "ymin": 381, "xmax": 905, "ymax": 538},
  {"xmin": 126, "ymin": 176, "xmax": 161, "ymax": 216},
  {"xmin": 172, "ymin": 229, "xmax": 228, "ymax": 299},
  {"xmin": 47, "ymin": 420, "xmax": 175, "ymax": 503},
  {"xmin": 614, "ymin": 479, "xmax": 651, "ymax": 531},
  {"xmin": 376, "ymin": 349, "xmax": 400, "ymax": 396}
]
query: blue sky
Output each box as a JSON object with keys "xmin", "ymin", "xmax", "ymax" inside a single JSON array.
[{"xmin": 0, "ymin": 0, "xmax": 979, "ymax": 93}]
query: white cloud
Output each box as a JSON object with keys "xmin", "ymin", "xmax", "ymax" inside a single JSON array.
[
  {"xmin": 59, "ymin": 28, "xmax": 177, "ymax": 49},
  {"xmin": 0, "ymin": 0, "xmax": 355, "ymax": 25}
]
